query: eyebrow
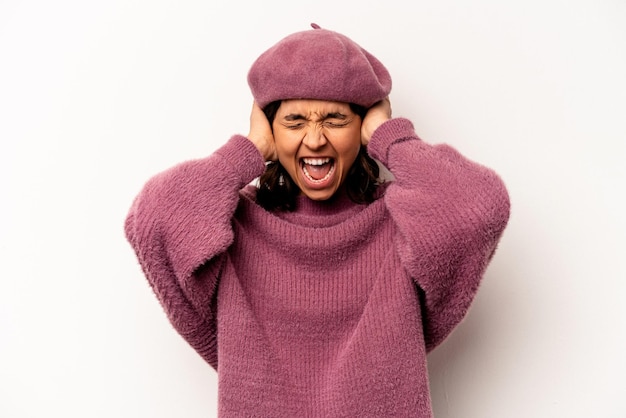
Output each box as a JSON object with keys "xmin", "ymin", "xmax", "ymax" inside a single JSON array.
[{"xmin": 282, "ymin": 112, "xmax": 348, "ymax": 122}]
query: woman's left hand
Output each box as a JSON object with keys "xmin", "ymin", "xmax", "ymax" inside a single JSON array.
[{"xmin": 361, "ymin": 98, "xmax": 392, "ymax": 146}]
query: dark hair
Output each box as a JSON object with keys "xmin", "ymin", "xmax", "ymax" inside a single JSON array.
[{"xmin": 256, "ymin": 101, "xmax": 381, "ymax": 211}]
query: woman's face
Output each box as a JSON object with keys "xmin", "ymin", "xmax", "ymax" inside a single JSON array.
[{"xmin": 272, "ymin": 99, "xmax": 362, "ymax": 201}]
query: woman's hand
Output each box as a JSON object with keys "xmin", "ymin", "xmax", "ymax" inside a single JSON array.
[
  {"xmin": 247, "ymin": 102, "xmax": 277, "ymax": 162},
  {"xmin": 361, "ymin": 97, "xmax": 392, "ymax": 146}
]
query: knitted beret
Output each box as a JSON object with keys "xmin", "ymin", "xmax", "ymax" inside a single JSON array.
[{"xmin": 247, "ymin": 23, "xmax": 392, "ymax": 108}]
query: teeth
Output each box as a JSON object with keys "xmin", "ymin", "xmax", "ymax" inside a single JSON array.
[{"xmin": 302, "ymin": 157, "xmax": 330, "ymax": 166}]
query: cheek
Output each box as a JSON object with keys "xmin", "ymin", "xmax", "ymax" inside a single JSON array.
[
  {"xmin": 334, "ymin": 132, "xmax": 362, "ymax": 167},
  {"xmin": 274, "ymin": 132, "xmax": 300, "ymax": 169},
  {"xmin": 274, "ymin": 131, "xmax": 296, "ymax": 154},
  {"xmin": 343, "ymin": 147, "xmax": 361, "ymax": 172}
]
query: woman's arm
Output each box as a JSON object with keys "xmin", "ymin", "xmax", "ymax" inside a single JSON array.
[
  {"xmin": 366, "ymin": 111, "xmax": 511, "ymax": 352},
  {"xmin": 124, "ymin": 135, "xmax": 265, "ymax": 368}
]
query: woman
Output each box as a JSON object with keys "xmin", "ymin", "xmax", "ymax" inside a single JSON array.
[{"xmin": 125, "ymin": 24, "xmax": 510, "ymax": 417}]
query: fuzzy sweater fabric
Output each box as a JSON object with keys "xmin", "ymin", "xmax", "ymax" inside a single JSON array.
[{"xmin": 125, "ymin": 118, "xmax": 510, "ymax": 417}]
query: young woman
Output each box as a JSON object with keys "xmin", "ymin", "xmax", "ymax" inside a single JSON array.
[{"xmin": 125, "ymin": 24, "xmax": 510, "ymax": 417}]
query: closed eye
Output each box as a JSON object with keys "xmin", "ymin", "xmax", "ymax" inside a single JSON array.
[
  {"xmin": 323, "ymin": 112, "xmax": 350, "ymax": 128},
  {"xmin": 283, "ymin": 123, "xmax": 305, "ymax": 130},
  {"xmin": 324, "ymin": 121, "xmax": 349, "ymax": 128}
]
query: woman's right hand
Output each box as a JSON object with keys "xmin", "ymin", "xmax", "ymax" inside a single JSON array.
[{"xmin": 247, "ymin": 102, "xmax": 277, "ymax": 162}]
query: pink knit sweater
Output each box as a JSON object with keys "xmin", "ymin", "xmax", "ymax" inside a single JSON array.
[{"xmin": 125, "ymin": 118, "xmax": 510, "ymax": 417}]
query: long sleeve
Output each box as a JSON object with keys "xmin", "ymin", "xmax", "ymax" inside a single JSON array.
[
  {"xmin": 124, "ymin": 135, "xmax": 265, "ymax": 368},
  {"xmin": 367, "ymin": 118, "xmax": 511, "ymax": 352}
]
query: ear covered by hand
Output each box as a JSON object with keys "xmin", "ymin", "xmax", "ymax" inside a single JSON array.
[
  {"xmin": 247, "ymin": 102, "xmax": 277, "ymax": 162},
  {"xmin": 361, "ymin": 98, "xmax": 392, "ymax": 146}
]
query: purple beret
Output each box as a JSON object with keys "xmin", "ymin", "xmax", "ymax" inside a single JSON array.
[{"xmin": 247, "ymin": 24, "xmax": 392, "ymax": 108}]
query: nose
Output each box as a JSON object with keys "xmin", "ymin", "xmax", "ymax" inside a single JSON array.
[{"xmin": 302, "ymin": 126, "xmax": 327, "ymax": 150}]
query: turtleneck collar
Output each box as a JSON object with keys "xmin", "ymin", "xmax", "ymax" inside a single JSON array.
[{"xmin": 275, "ymin": 190, "xmax": 366, "ymax": 228}]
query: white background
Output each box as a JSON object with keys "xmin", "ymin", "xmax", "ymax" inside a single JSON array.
[{"xmin": 1, "ymin": 0, "xmax": 625, "ymax": 417}]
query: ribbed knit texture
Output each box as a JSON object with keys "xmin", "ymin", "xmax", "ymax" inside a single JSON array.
[{"xmin": 125, "ymin": 119, "xmax": 510, "ymax": 417}]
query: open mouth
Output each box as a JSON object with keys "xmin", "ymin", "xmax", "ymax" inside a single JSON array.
[{"xmin": 301, "ymin": 157, "xmax": 335, "ymax": 184}]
